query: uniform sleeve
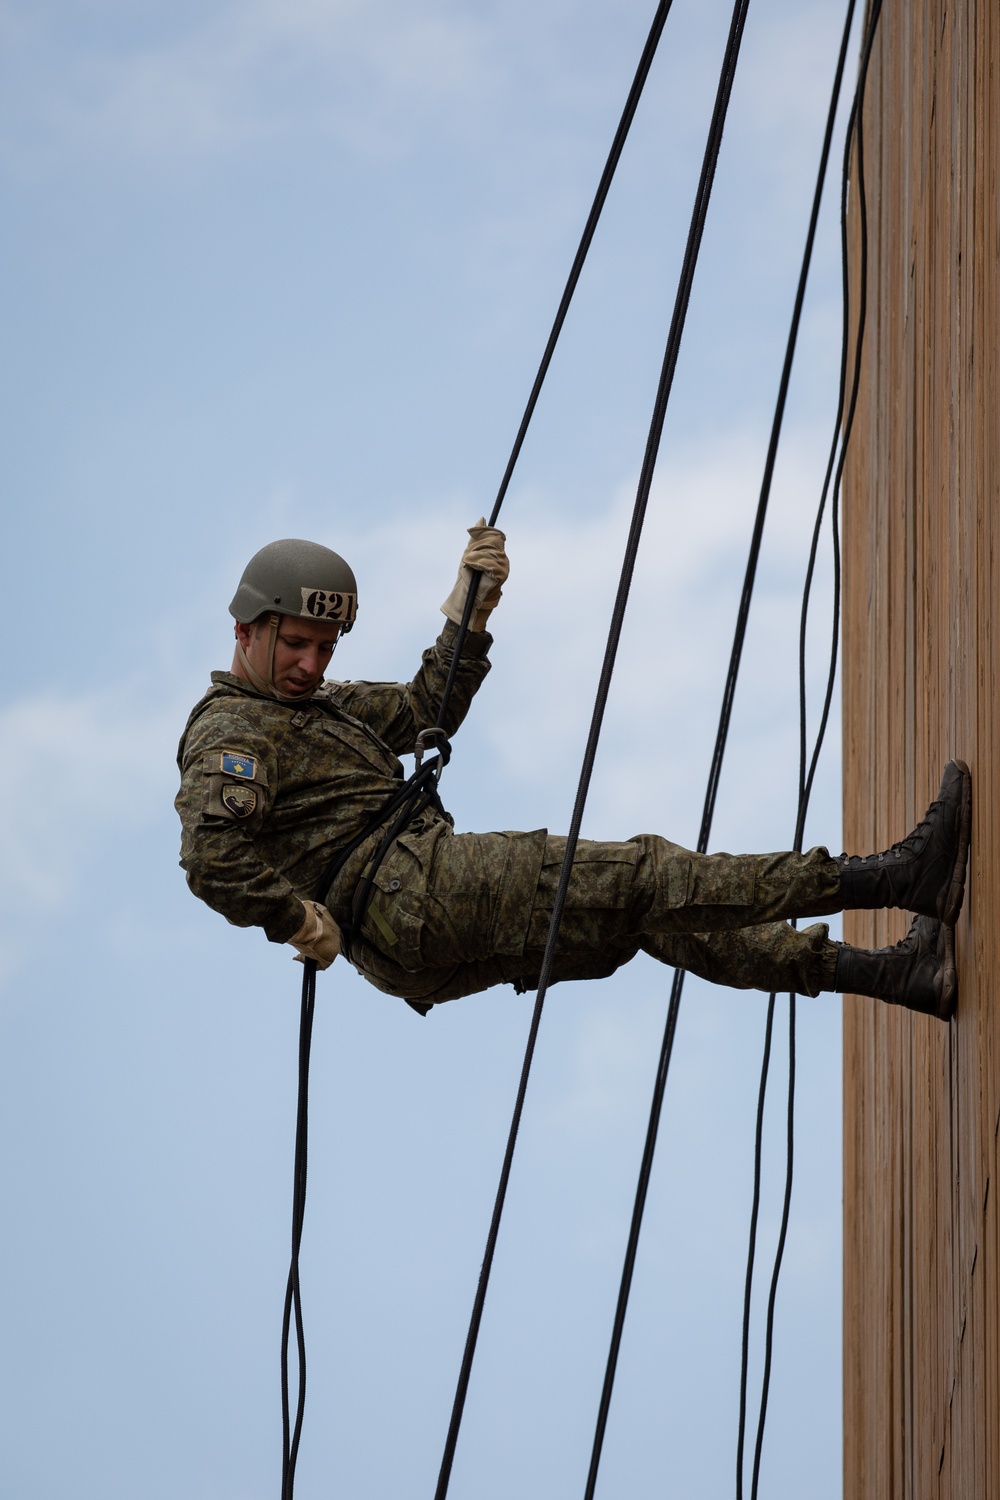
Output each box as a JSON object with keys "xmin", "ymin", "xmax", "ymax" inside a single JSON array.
[
  {"xmin": 328, "ymin": 620, "xmax": 491, "ymax": 753},
  {"xmin": 175, "ymin": 705, "xmax": 304, "ymax": 944}
]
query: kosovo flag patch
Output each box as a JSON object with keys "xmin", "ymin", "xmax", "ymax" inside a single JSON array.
[{"xmin": 220, "ymin": 752, "xmax": 257, "ymax": 779}]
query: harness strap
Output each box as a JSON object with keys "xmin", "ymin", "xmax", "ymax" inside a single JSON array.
[{"xmin": 314, "ymin": 743, "xmax": 451, "ymax": 1014}]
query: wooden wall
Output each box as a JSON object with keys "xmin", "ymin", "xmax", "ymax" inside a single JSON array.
[{"xmin": 841, "ymin": 0, "xmax": 1000, "ymax": 1495}]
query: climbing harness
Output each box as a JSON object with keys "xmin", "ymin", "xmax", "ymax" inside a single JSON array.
[{"xmin": 276, "ymin": 0, "xmax": 879, "ymax": 1492}]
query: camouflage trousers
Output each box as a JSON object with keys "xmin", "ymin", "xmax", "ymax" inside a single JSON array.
[{"xmin": 337, "ymin": 820, "xmax": 843, "ymax": 1008}]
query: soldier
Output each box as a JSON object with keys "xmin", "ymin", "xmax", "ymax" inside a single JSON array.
[{"xmin": 176, "ymin": 531, "xmax": 971, "ymax": 1021}]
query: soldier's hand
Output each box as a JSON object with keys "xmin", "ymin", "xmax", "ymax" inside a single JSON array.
[
  {"xmin": 441, "ymin": 518, "xmax": 509, "ymax": 632},
  {"xmin": 288, "ymin": 900, "xmax": 342, "ymax": 969}
]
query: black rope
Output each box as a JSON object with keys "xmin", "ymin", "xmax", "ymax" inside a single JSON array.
[
  {"xmin": 729, "ymin": 0, "xmax": 860, "ymax": 1483},
  {"xmin": 432, "ymin": 0, "xmax": 677, "ymax": 732},
  {"xmin": 433, "ymin": 5, "xmax": 756, "ymax": 1498},
  {"xmin": 696, "ymin": 0, "xmax": 858, "ymax": 858},
  {"xmin": 736, "ymin": 991, "xmax": 777, "ymax": 1497},
  {"xmin": 747, "ymin": 996, "xmax": 796, "ymax": 1498},
  {"xmin": 276, "ymin": 6, "xmax": 679, "ymax": 1487},
  {"xmin": 583, "ymin": 0, "xmax": 863, "ymax": 1492},
  {"xmin": 281, "ymin": 958, "xmax": 317, "ymax": 1500},
  {"xmin": 277, "ymin": 740, "xmax": 452, "ymax": 1496},
  {"xmin": 487, "ymin": 0, "xmax": 676, "ymax": 527},
  {"xmin": 276, "ymin": 10, "xmax": 681, "ymax": 1483},
  {"xmin": 740, "ymin": 2, "xmax": 882, "ymax": 1494},
  {"xmin": 276, "ymin": 0, "xmax": 879, "ymax": 1487}
]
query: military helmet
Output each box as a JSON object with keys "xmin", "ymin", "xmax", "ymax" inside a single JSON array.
[{"xmin": 229, "ymin": 539, "xmax": 358, "ymax": 632}]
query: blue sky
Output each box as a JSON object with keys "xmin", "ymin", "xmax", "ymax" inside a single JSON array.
[{"xmin": 2, "ymin": 1, "xmax": 858, "ymax": 1495}]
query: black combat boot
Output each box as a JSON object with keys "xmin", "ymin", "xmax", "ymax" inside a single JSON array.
[
  {"xmin": 837, "ymin": 759, "xmax": 972, "ymax": 924},
  {"xmin": 833, "ymin": 915, "xmax": 956, "ymax": 1020}
]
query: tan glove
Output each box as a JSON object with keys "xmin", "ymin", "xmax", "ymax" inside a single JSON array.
[
  {"xmin": 440, "ymin": 518, "xmax": 509, "ymax": 632},
  {"xmin": 288, "ymin": 900, "xmax": 342, "ymax": 970}
]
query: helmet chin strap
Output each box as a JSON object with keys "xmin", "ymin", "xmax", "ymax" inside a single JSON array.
[{"xmin": 236, "ymin": 613, "xmax": 326, "ymax": 702}]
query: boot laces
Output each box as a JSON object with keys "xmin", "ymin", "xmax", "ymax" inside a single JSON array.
[
  {"xmin": 884, "ymin": 809, "xmax": 934, "ymax": 861},
  {"xmin": 869, "ymin": 914, "xmax": 940, "ymax": 963},
  {"xmin": 839, "ymin": 803, "xmax": 937, "ymax": 869}
]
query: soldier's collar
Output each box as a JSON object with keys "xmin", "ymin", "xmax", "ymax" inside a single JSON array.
[{"xmin": 209, "ymin": 670, "xmax": 321, "ymax": 704}]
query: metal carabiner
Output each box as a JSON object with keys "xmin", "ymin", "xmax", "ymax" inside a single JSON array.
[{"xmin": 413, "ymin": 727, "xmax": 450, "ymax": 781}]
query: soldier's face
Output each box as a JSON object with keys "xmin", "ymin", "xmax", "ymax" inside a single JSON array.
[{"xmin": 237, "ymin": 615, "xmax": 342, "ymax": 696}]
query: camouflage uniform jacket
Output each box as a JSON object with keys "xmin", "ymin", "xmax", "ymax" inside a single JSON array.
[{"xmin": 175, "ymin": 621, "xmax": 491, "ymax": 944}]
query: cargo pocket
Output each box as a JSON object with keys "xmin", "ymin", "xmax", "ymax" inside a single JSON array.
[
  {"xmin": 358, "ymin": 832, "xmax": 434, "ymax": 973},
  {"xmin": 626, "ymin": 834, "xmax": 757, "ymax": 912},
  {"xmin": 683, "ymin": 851, "xmax": 757, "ymax": 908},
  {"xmin": 359, "ymin": 825, "xmax": 551, "ymax": 970},
  {"xmin": 526, "ymin": 838, "xmax": 641, "ymax": 953},
  {"xmin": 488, "ymin": 829, "xmax": 549, "ymax": 956}
]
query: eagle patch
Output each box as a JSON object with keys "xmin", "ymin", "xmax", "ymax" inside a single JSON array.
[{"xmin": 221, "ymin": 784, "xmax": 257, "ymax": 818}]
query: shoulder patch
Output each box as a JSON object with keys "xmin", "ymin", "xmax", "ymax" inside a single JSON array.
[
  {"xmin": 221, "ymin": 784, "xmax": 258, "ymax": 818},
  {"xmin": 220, "ymin": 752, "xmax": 257, "ymax": 779}
]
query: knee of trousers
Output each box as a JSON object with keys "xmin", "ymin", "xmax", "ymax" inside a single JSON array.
[
  {"xmin": 628, "ymin": 835, "xmax": 842, "ymax": 933},
  {"xmin": 642, "ymin": 921, "xmax": 838, "ymax": 996},
  {"xmin": 626, "ymin": 833, "xmax": 756, "ymax": 932}
]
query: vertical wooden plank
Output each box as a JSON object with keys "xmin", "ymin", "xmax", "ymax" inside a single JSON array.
[{"xmin": 842, "ymin": 0, "xmax": 999, "ymax": 1495}]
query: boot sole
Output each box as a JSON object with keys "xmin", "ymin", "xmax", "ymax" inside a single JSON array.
[
  {"xmin": 935, "ymin": 921, "xmax": 958, "ymax": 1021},
  {"xmin": 940, "ymin": 758, "xmax": 972, "ymax": 927}
]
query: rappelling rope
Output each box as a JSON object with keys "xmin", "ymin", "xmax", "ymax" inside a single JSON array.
[
  {"xmin": 433, "ymin": 1, "xmax": 756, "ymax": 1494},
  {"xmin": 584, "ymin": 0, "xmax": 866, "ymax": 1489},
  {"xmin": 281, "ymin": 958, "xmax": 315, "ymax": 1500},
  {"xmin": 280, "ymin": 751, "xmax": 451, "ymax": 1499},
  {"xmin": 739, "ymin": 3, "xmax": 882, "ymax": 1495},
  {"xmin": 279, "ymin": 4, "xmax": 678, "ymax": 1494},
  {"xmin": 433, "ymin": 0, "xmax": 678, "ymax": 724},
  {"xmin": 278, "ymin": 1, "xmax": 878, "ymax": 1494}
]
